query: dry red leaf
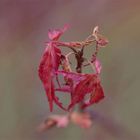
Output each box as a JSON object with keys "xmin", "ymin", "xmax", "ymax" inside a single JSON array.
[
  {"xmin": 68, "ymin": 74, "xmax": 98, "ymax": 110},
  {"xmin": 38, "ymin": 42, "xmax": 65, "ymax": 111},
  {"xmin": 38, "ymin": 25, "xmax": 107, "ymax": 112},
  {"xmin": 92, "ymin": 26, "xmax": 109, "ymax": 47},
  {"xmin": 81, "ymin": 83, "xmax": 104, "ymax": 108},
  {"xmin": 48, "ymin": 25, "xmax": 68, "ymax": 41}
]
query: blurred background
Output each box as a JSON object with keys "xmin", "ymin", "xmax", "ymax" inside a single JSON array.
[{"xmin": 0, "ymin": 0, "xmax": 140, "ymax": 140}]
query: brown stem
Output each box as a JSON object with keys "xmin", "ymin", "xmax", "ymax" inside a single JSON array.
[
  {"xmin": 74, "ymin": 46, "xmax": 85, "ymax": 111},
  {"xmin": 75, "ymin": 50, "xmax": 84, "ymax": 73}
]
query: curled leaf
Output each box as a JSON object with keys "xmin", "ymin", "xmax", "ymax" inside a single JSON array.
[
  {"xmin": 92, "ymin": 26, "xmax": 108, "ymax": 47},
  {"xmin": 48, "ymin": 25, "xmax": 68, "ymax": 41}
]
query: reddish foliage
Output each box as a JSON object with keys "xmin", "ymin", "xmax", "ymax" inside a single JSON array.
[
  {"xmin": 92, "ymin": 26, "xmax": 109, "ymax": 47},
  {"xmin": 48, "ymin": 25, "xmax": 68, "ymax": 41},
  {"xmin": 68, "ymin": 74, "xmax": 98, "ymax": 110},
  {"xmin": 38, "ymin": 26, "xmax": 108, "ymax": 111},
  {"xmin": 38, "ymin": 43, "xmax": 64, "ymax": 111},
  {"xmin": 81, "ymin": 83, "xmax": 105, "ymax": 109}
]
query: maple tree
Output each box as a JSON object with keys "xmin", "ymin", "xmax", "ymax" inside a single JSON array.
[{"xmin": 38, "ymin": 25, "xmax": 108, "ymax": 130}]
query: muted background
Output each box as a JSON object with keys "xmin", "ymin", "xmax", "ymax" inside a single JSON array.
[{"xmin": 0, "ymin": 0, "xmax": 140, "ymax": 140}]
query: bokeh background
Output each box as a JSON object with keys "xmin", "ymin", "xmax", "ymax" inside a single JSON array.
[{"xmin": 0, "ymin": 0, "xmax": 140, "ymax": 140}]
